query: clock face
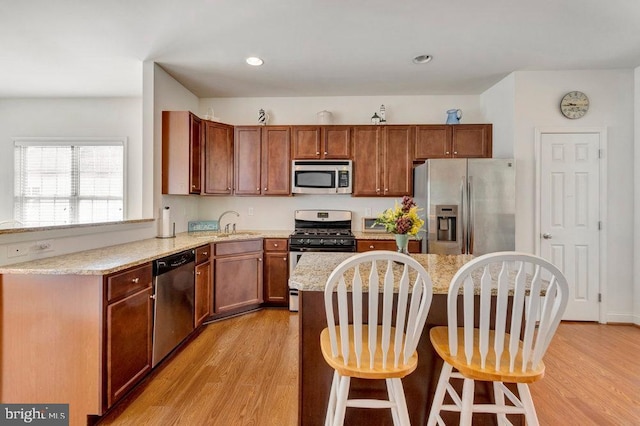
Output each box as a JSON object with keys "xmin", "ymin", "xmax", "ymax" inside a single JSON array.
[{"xmin": 560, "ymin": 91, "xmax": 589, "ymax": 119}]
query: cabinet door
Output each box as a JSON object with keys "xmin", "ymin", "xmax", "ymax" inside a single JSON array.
[
  {"xmin": 106, "ymin": 286, "xmax": 153, "ymax": 408},
  {"xmin": 264, "ymin": 252, "xmax": 289, "ymax": 304},
  {"xmin": 189, "ymin": 114, "xmax": 202, "ymax": 193},
  {"xmin": 323, "ymin": 126, "xmax": 351, "ymax": 159},
  {"xmin": 194, "ymin": 260, "xmax": 212, "ymax": 327},
  {"xmin": 162, "ymin": 111, "xmax": 202, "ymax": 195},
  {"xmin": 292, "ymin": 126, "xmax": 322, "ymax": 159},
  {"xmin": 451, "ymin": 124, "xmax": 492, "ymax": 158},
  {"xmin": 415, "ymin": 125, "xmax": 452, "ymax": 160},
  {"xmin": 352, "ymin": 126, "xmax": 381, "ymax": 196},
  {"xmin": 261, "ymin": 126, "xmax": 291, "ymax": 195},
  {"xmin": 214, "ymin": 253, "xmax": 263, "ymax": 313},
  {"xmin": 203, "ymin": 121, "xmax": 234, "ymax": 195},
  {"xmin": 234, "ymin": 127, "xmax": 262, "ymax": 195},
  {"xmin": 383, "ymin": 126, "xmax": 414, "ymax": 197}
]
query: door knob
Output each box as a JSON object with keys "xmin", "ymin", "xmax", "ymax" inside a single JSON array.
[{"xmin": 542, "ymin": 233, "xmax": 552, "ymax": 239}]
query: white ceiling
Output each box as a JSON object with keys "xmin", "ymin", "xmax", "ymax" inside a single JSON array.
[{"xmin": 2, "ymin": 0, "xmax": 640, "ymax": 98}]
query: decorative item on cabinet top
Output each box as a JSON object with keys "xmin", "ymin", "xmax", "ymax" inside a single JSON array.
[
  {"xmin": 258, "ymin": 109, "xmax": 270, "ymax": 125},
  {"xmin": 445, "ymin": 109, "xmax": 462, "ymax": 124},
  {"xmin": 317, "ymin": 110, "xmax": 333, "ymax": 124}
]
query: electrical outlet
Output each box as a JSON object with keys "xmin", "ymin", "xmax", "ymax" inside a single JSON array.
[
  {"xmin": 248, "ymin": 207, "xmax": 254, "ymax": 216},
  {"xmin": 7, "ymin": 243, "xmax": 30, "ymax": 258},
  {"xmin": 33, "ymin": 240, "xmax": 54, "ymax": 252},
  {"xmin": 365, "ymin": 208, "xmax": 372, "ymax": 217}
]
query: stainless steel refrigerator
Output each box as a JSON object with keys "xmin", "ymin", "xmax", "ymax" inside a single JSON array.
[{"xmin": 414, "ymin": 159, "xmax": 515, "ymax": 255}]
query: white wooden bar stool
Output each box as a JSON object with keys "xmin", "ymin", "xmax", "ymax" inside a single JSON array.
[
  {"xmin": 427, "ymin": 251, "xmax": 569, "ymax": 426},
  {"xmin": 321, "ymin": 251, "xmax": 434, "ymax": 426}
]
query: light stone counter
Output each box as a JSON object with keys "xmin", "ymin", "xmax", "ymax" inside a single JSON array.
[
  {"xmin": 289, "ymin": 252, "xmax": 473, "ymax": 295},
  {"xmin": 0, "ymin": 230, "xmax": 290, "ymax": 275}
]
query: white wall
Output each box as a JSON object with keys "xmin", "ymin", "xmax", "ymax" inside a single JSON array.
[
  {"xmin": 512, "ymin": 70, "xmax": 635, "ymax": 323},
  {"xmin": 0, "ymin": 97, "xmax": 143, "ymax": 220},
  {"xmin": 0, "ymin": 97, "xmax": 159, "ymax": 267},
  {"xmin": 200, "ymin": 95, "xmax": 483, "ymax": 126},
  {"xmin": 153, "ymin": 64, "xmax": 201, "ymax": 235},
  {"xmin": 481, "ymin": 73, "xmax": 515, "ymax": 158},
  {"xmin": 635, "ymin": 66, "xmax": 640, "ymax": 325}
]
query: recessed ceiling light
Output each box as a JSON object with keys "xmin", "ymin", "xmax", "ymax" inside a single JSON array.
[
  {"xmin": 246, "ymin": 57, "xmax": 264, "ymax": 66},
  {"xmin": 412, "ymin": 54, "xmax": 433, "ymax": 64}
]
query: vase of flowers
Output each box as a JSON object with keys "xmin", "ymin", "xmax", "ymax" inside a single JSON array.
[{"xmin": 373, "ymin": 196, "xmax": 425, "ymax": 254}]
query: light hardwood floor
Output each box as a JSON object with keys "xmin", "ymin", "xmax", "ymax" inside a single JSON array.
[{"xmin": 98, "ymin": 310, "xmax": 640, "ymax": 426}]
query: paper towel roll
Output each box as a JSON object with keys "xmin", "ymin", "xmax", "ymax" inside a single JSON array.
[{"xmin": 158, "ymin": 206, "xmax": 173, "ymax": 238}]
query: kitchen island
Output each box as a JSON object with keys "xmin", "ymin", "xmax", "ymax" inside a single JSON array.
[{"xmin": 290, "ymin": 252, "xmax": 523, "ymax": 426}]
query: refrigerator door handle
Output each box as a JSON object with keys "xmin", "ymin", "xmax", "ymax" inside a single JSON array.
[
  {"xmin": 468, "ymin": 176, "xmax": 474, "ymax": 254},
  {"xmin": 460, "ymin": 176, "xmax": 466, "ymax": 254}
]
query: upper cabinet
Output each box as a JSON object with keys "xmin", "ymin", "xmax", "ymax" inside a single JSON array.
[
  {"xmin": 203, "ymin": 121, "xmax": 234, "ymax": 195},
  {"xmin": 162, "ymin": 111, "xmax": 202, "ymax": 195},
  {"xmin": 234, "ymin": 126, "xmax": 291, "ymax": 196},
  {"xmin": 292, "ymin": 126, "xmax": 351, "ymax": 159},
  {"xmin": 352, "ymin": 125, "xmax": 414, "ymax": 197},
  {"xmin": 414, "ymin": 124, "xmax": 492, "ymax": 160}
]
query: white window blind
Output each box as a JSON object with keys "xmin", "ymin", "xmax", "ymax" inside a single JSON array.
[{"xmin": 14, "ymin": 138, "xmax": 125, "ymax": 226}]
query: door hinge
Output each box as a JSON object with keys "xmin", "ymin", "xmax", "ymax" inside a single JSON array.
[
  {"xmin": 598, "ymin": 293, "xmax": 602, "ymax": 303},
  {"xmin": 598, "ymin": 221, "xmax": 602, "ymax": 230},
  {"xmin": 598, "ymin": 149, "xmax": 603, "ymax": 159}
]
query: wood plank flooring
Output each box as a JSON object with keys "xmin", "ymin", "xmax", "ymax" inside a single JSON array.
[{"xmin": 97, "ymin": 310, "xmax": 640, "ymax": 426}]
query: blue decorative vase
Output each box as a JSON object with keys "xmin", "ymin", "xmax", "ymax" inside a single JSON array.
[
  {"xmin": 394, "ymin": 234, "xmax": 410, "ymax": 255},
  {"xmin": 446, "ymin": 109, "xmax": 462, "ymax": 124}
]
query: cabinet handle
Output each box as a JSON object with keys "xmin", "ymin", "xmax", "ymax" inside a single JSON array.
[
  {"xmin": 384, "ymin": 188, "xmax": 388, "ymax": 192},
  {"xmin": 196, "ymin": 271, "xmax": 201, "ymax": 276},
  {"xmin": 324, "ymin": 151, "xmax": 328, "ymax": 155},
  {"xmin": 316, "ymin": 151, "xmax": 320, "ymax": 155},
  {"xmin": 369, "ymin": 245, "xmax": 375, "ymax": 249},
  {"xmin": 202, "ymin": 251, "xmax": 208, "ymax": 256},
  {"xmin": 256, "ymin": 187, "xmax": 260, "ymax": 191},
  {"xmin": 192, "ymin": 185, "xmax": 196, "ymax": 189},
  {"xmin": 454, "ymin": 151, "xmax": 458, "ymax": 155},
  {"xmin": 283, "ymin": 257, "xmax": 287, "ymax": 261},
  {"xmin": 258, "ymin": 258, "xmax": 262, "ymax": 262},
  {"xmin": 132, "ymin": 277, "xmax": 139, "ymax": 283},
  {"xmin": 273, "ymin": 243, "xmax": 278, "ymax": 247},
  {"xmin": 445, "ymin": 151, "xmax": 450, "ymax": 154},
  {"xmin": 264, "ymin": 187, "xmax": 267, "ymax": 191},
  {"xmin": 227, "ymin": 187, "xmax": 231, "ymax": 191},
  {"xmin": 150, "ymin": 294, "xmax": 156, "ymax": 300}
]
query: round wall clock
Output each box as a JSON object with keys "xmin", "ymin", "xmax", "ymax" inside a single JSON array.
[{"xmin": 560, "ymin": 91, "xmax": 589, "ymax": 119}]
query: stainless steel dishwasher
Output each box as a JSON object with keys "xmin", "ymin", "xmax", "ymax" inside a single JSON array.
[{"xmin": 152, "ymin": 249, "xmax": 195, "ymax": 367}]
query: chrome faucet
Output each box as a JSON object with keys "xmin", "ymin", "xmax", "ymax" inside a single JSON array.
[{"xmin": 217, "ymin": 210, "xmax": 240, "ymax": 233}]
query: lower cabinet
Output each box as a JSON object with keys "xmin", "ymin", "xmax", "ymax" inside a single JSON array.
[
  {"xmin": 104, "ymin": 263, "xmax": 153, "ymax": 409},
  {"xmin": 357, "ymin": 238, "xmax": 421, "ymax": 253},
  {"xmin": 194, "ymin": 245, "xmax": 213, "ymax": 327},
  {"xmin": 263, "ymin": 238, "xmax": 289, "ymax": 306},
  {"xmin": 214, "ymin": 239, "xmax": 264, "ymax": 314}
]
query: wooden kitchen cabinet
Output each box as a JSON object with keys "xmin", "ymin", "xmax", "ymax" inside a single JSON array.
[
  {"xmin": 194, "ymin": 245, "xmax": 212, "ymax": 327},
  {"xmin": 104, "ymin": 263, "xmax": 153, "ymax": 408},
  {"xmin": 162, "ymin": 111, "xmax": 202, "ymax": 194},
  {"xmin": 415, "ymin": 124, "xmax": 492, "ymax": 160},
  {"xmin": 203, "ymin": 120, "xmax": 234, "ymax": 195},
  {"xmin": 263, "ymin": 238, "xmax": 289, "ymax": 306},
  {"xmin": 356, "ymin": 238, "xmax": 421, "ymax": 253},
  {"xmin": 234, "ymin": 126, "xmax": 291, "ymax": 195},
  {"xmin": 292, "ymin": 125, "xmax": 351, "ymax": 159},
  {"xmin": 214, "ymin": 239, "xmax": 263, "ymax": 315},
  {"xmin": 352, "ymin": 125, "xmax": 414, "ymax": 197}
]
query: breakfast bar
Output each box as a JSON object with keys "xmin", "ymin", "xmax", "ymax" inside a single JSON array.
[{"xmin": 290, "ymin": 252, "xmax": 523, "ymax": 426}]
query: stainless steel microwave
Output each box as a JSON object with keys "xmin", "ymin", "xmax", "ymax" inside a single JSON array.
[{"xmin": 291, "ymin": 160, "xmax": 352, "ymax": 194}]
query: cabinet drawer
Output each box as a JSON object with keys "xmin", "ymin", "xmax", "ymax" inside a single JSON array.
[
  {"xmin": 215, "ymin": 239, "xmax": 263, "ymax": 256},
  {"xmin": 264, "ymin": 238, "xmax": 288, "ymax": 252},
  {"xmin": 196, "ymin": 245, "xmax": 211, "ymax": 264},
  {"xmin": 357, "ymin": 239, "xmax": 421, "ymax": 253},
  {"xmin": 106, "ymin": 263, "xmax": 152, "ymax": 303}
]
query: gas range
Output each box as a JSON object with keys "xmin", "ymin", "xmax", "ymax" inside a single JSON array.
[{"xmin": 288, "ymin": 210, "xmax": 356, "ymax": 252}]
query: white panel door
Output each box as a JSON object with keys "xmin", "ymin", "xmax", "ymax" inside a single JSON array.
[{"xmin": 540, "ymin": 133, "xmax": 600, "ymax": 321}]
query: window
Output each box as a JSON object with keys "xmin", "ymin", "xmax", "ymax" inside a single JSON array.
[{"xmin": 14, "ymin": 138, "xmax": 125, "ymax": 226}]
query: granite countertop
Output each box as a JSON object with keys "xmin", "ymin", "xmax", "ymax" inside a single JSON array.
[
  {"xmin": 0, "ymin": 230, "xmax": 290, "ymax": 276},
  {"xmin": 289, "ymin": 252, "xmax": 474, "ymax": 295}
]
